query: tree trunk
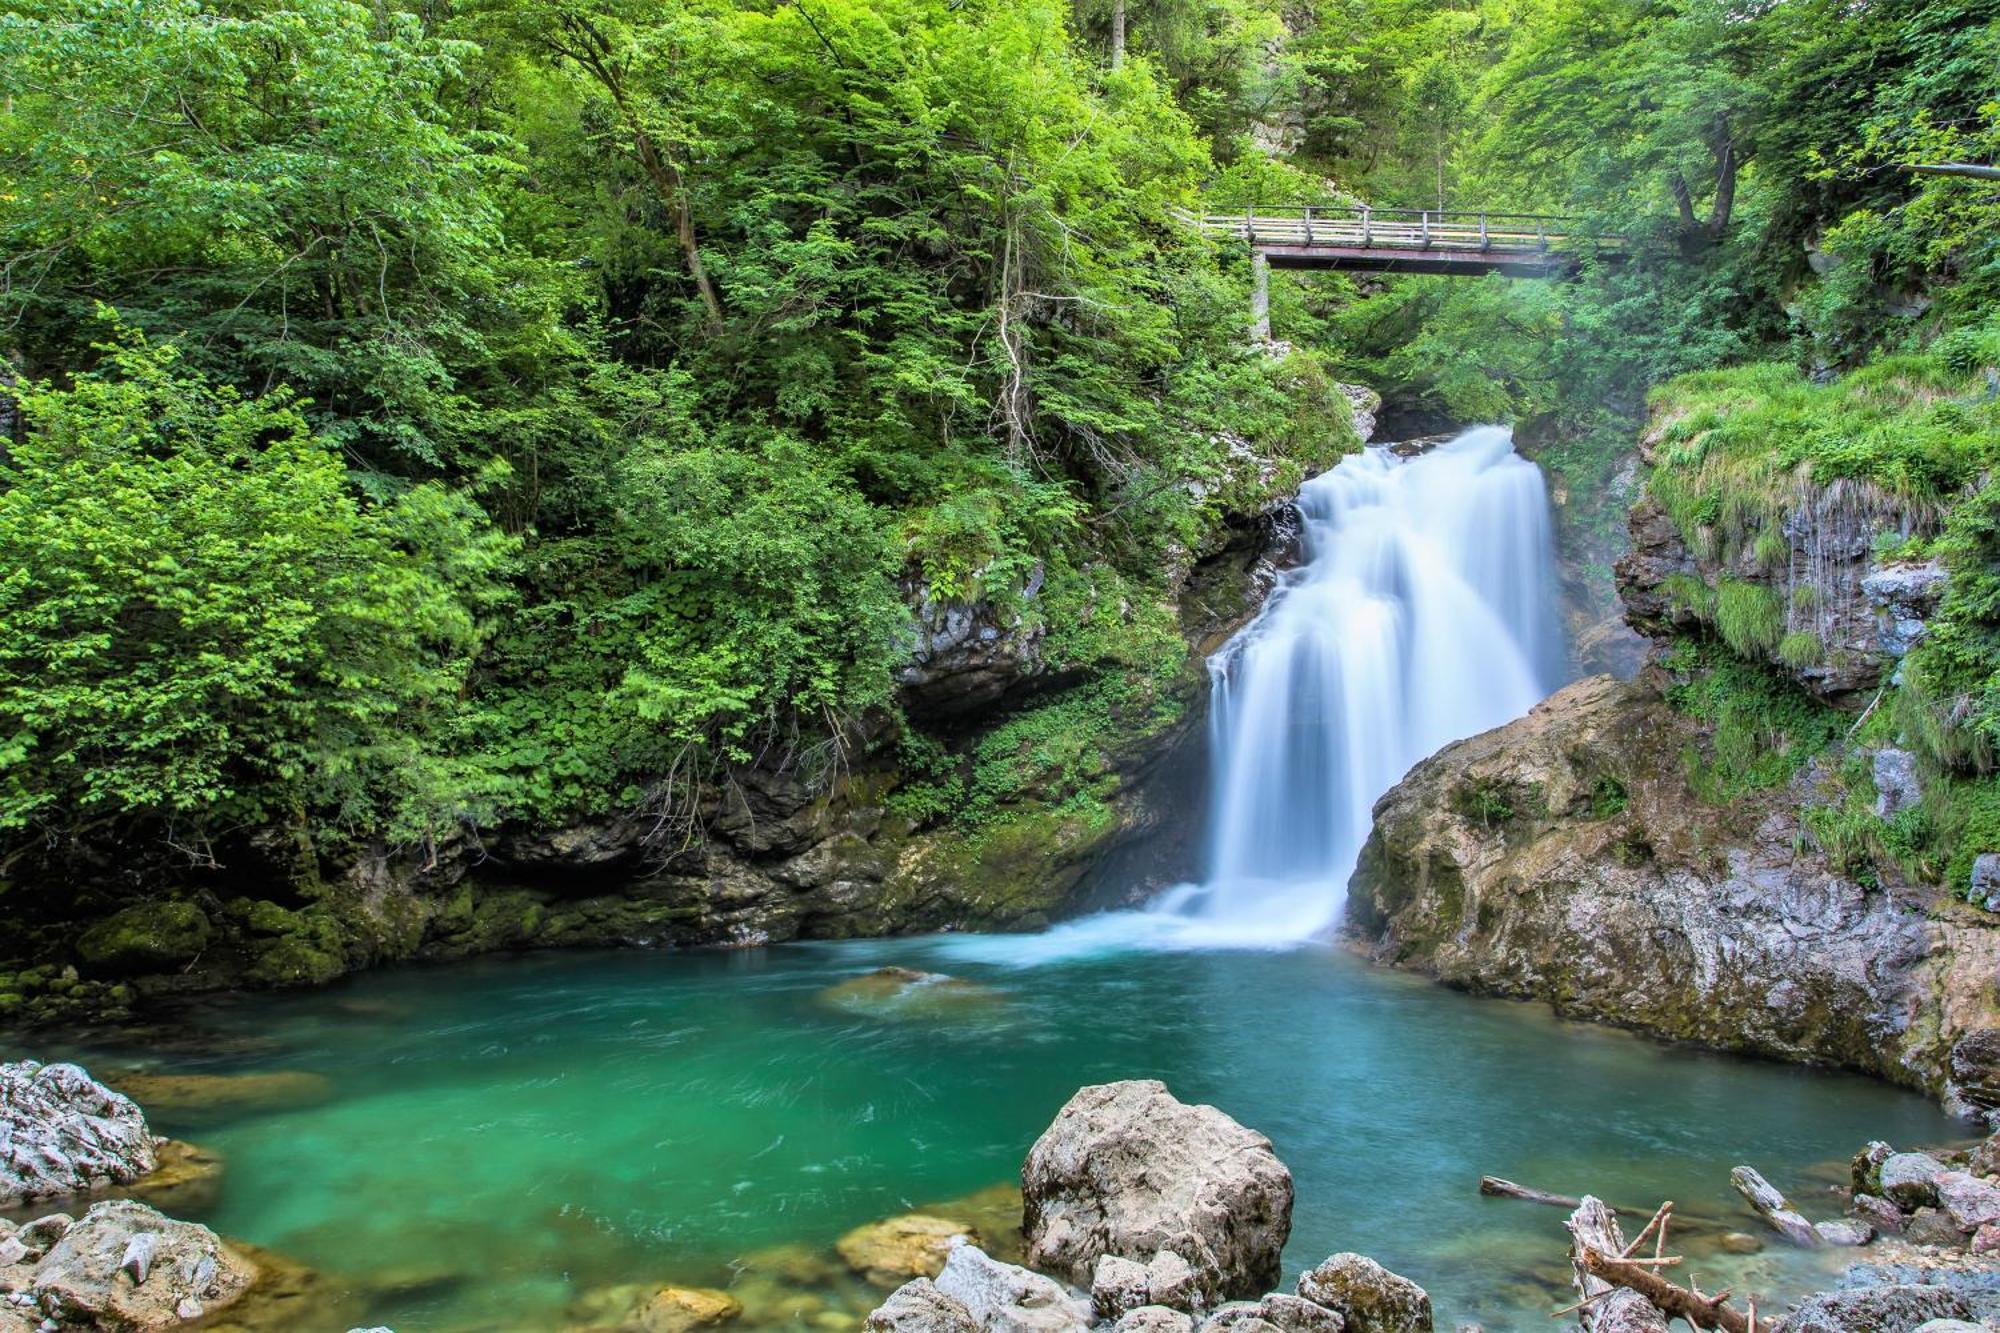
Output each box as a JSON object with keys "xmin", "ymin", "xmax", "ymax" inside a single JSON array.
[
  {"xmin": 629, "ymin": 123, "xmax": 726, "ymax": 331},
  {"xmin": 1110, "ymin": 0, "xmax": 1125, "ymax": 69}
]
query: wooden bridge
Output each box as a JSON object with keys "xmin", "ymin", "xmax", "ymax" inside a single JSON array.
[{"xmin": 1186, "ymin": 205, "xmax": 1626, "ymax": 278}]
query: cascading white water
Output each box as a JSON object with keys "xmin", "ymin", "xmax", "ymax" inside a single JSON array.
[
  {"xmin": 941, "ymin": 425, "xmax": 1566, "ymax": 962},
  {"xmin": 1147, "ymin": 424, "xmax": 1566, "ymax": 945}
]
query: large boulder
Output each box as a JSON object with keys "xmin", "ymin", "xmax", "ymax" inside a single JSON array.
[
  {"xmin": 26, "ymin": 1198, "xmax": 256, "ymax": 1329},
  {"xmin": 1295, "ymin": 1255, "xmax": 1430, "ymax": 1333},
  {"xmin": 1, "ymin": 1062, "xmax": 158, "ymax": 1206},
  {"xmin": 1022, "ymin": 1081, "xmax": 1293, "ymax": 1303},
  {"xmin": 74, "ymin": 903, "xmax": 212, "ymax": 978}
]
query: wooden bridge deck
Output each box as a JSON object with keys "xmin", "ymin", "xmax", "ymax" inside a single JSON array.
[{"xmin": 1187, "ymin": 206, "xmax": 1625, "ymax": 277}]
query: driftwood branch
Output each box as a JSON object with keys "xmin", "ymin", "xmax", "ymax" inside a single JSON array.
[
  {"xmin": 1566, "ymin": 1197, "xmax": 1669, "ymax": 1332},
  {"xmin": 1566, "ymin": 1196, "xmax": 1760, "ymax": 1333},
  {"xmin": 1729, "ymin": 1166, "xmax": 1823, "ymax": 1248},
  {"xmin": 1483, "ymin": 1177, "xmax": 1725, "ymax": 1230},
  {"xmin": 1484, "ymin": 1176, "xmax": 1599, "ymax": 1211}
]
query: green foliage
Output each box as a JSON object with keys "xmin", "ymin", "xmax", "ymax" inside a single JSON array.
[
  {"xmin": 1713, "ymin": 580, "xmax": 1783, "ymax": 657},
  {"xmin": 1899, "ymin": 476, "xmax": 2000, "ymax": 776},
  {"xmin": 0, "ymin": 334, "xmax": 509, "ymax": 843},
  {"xmin": 1662, "ymin": 642, "xmax": 1844, "ymax": 801},
  {"xmin": 1589, "ymin": 776, "xmax": 1630, "ymax": 819},
  {"xmin": 1457, "ymin": 777, "xmax": 1516, "ymax": 830}
]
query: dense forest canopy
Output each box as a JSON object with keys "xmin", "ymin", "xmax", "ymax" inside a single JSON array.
[{"xmin": 1, "ymin": 0, "xmax": 1996, "ymax": 896}]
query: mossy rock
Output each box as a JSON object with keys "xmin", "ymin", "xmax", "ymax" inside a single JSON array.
[
  {"xmin": 75, "ymin": 901, "xmax": 212, "ymax": 977},
  {"xmin": 241, "ymin": 907, "xmax": 350, "ymax": 988}
]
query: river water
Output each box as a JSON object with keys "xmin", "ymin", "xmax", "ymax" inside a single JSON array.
[
  {"xmin": 23, "ymin": 943, "xmax": 1961, "ymax": 1331},
  {"xmin": 7, "ymin": 430, "xmax": 1968, "ymax": 1329}
]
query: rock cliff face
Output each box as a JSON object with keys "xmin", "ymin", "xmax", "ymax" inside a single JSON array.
[
  {"xmin": 1353, "ymin": 677, "xmax": 1938, "ymax": 1080},
  {"xmin": 1349, "ymin": 642, "xmax": 1998, "ymax": 1101}
]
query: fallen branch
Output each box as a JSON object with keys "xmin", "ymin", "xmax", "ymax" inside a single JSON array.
[
  {"xmin": 1484, "ymin": 1177, "xmax": 1724, "ymax": 1230},
  {"xmin": 1730, "ymin": 1166, "xmax": 1823, "ymax": 1247},
  {"xmin": 1566, "ymin": 1197, "xmax": 1669, "ymax": 1333},
  {"xmin": 1485, "ymin": 1176, "xmax": 1599, "ymax": 1210},
  {"xmin": 1566, "ymin": 1196, "xmax": 1761, "ymax": 1333}
]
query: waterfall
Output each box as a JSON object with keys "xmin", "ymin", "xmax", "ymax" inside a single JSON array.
[
  {"xmin": 1150, "ymin": 424, "xmax": 1565, "ymax": 944},
  {"xmin": 941, "ymin": 425, "xmax": 1566, "ymax": 962}
]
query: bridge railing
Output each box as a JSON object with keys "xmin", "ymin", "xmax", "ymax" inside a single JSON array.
[{"xmin": 1178, "ymin": 205, "xmax": 1623, "ymax": 256}]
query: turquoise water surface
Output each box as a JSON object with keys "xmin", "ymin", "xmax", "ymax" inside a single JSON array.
[{"xmin": 13, "ymin": 938, "xmax": 1966, "ymax": 1331}]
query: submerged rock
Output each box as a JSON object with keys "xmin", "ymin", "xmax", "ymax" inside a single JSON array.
[
  {"xmin": 570, "ymin": 1283, "xmax": 743, "ymax": 1333},
  {"xmin": 104, "ymin": 1070, "xmax": 333, "ymax": 1121},
  {"xmin": 839, "ymin": 1215, "xmax": 980, "ymax": 1287},
  {"xmin": 817, "ymin": 969, "xmax": 998, "ymax": 1022},
  {"xmin": 0, "ymin": 1062, "xmax": 158, "ymax": 1206},
  {"xmin": 127, "ymin": 1141, "xmax": 225, "ymax": 1215},
  {"xmin": 1022, "ymin": 1081, "xmax": 1293, "ymax": 1302},
  {"xmin": 25, "ymin": 1198, "xmax": 256, "ymax": 1330},
  {"xmin": 1294, "ymin": 1255, "xmax": 1430, "ymax": 1333}
]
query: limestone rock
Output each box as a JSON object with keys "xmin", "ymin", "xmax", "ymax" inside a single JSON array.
[
  {"xmin": 932, "ymin": 1243, "xmax": 1093, "ymax": 1333},
  {"xmin": 1, "ymin": 1062, "xmax": 158, "ymax": 1206},
  {"xmin": 896, "ymin": 574, "xmax": 1050, "ymax": 720},
  {"xmin": 570, "ymin": 1283, "xmax": 743, "ymax": 1333},
  {"xmin": 1294, "ymin": 1255, "xmax": 1431, "ymax": 1333},
  {"xmin": 1855, "ymin": 1143, "xmax": 1895, "ymax": 1196},
  {"xmin": 1904, "ymin": 1207, "xmax": 1971, "ymax": 1248},
  {"xmin": 1872, "ymin": 749, "xmax": 1923, "ymax": 818},
  {"xmin": 1881, "ymin": 1154, "xmax": 1948, "ymax": 1210},
  {"xmin": 1775, "ymin": 1284, "xmax": 1978, "ymax": 1332},
  {"xmin": 816, "ymin": 969, "xmax": 996, "ymax": 1021},
  {"xmin": 1145, "ymin": 1252, "xmax": 1200, "ymax": 1312},
  {"xmin": 1348, "ymin": 673, "xmax": 1953, "ymax": 1089},
  {"xmin": 1092, "ymin": 1256, "xmax": 1150, "ymax": 1319},
  {"xmin": 28, "ymin": 1198, "xmax": 255, "ymax": 1330},
  {"xmin": 1935, "ymin": 1172, "xmax": 2000, "ymax": 1232},
  {"xmin": 1862, "ymin": 561, "xmax": 1949, "ymax": 657},
  {"xmin": 1913, "ymin": 1321, "xmax": 1991, "ymax": 1332},
  {"xmin": 1814, "ymin": 1219, "xmax": 1876, "ymax": 1246},
  {"xmin": 1974, "ymin": 857, "xmax": 2000, "ymax": 912},
  {"xmin": 1948, "ymin": 1030, "xmax": 2000, "ymax": 1114},
  {"xmin": 868, "ymin": 1279, "xmax": 978, "ymax": 1333},
  {"xmin": 636, "ymin": 1286, "xmax": 744, "ymax": 1333},
  {"xmin": 127, "ymin": 1140, "xmax": 225, "ymax": 1216},
  {"xmin": 1115, "ymin": 1308, "xmax": 1196, "ymax": 1333},
  {"xmin": 1022, "ymin": 1081, "xmax": 1293, "ymax": 1302},
  {"xmin": 1201, "ymin": 1295, "xmax": 1345, "ymax": 1333},
  {"xmin": 840, "ymin": 1216, "xmax": 980, "ymax": 1287},
  {"xmin": 1970, "ymin": 1133, "xmax": 2000, "ymax": 1179}
]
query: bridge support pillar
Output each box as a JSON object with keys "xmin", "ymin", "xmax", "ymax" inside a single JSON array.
[{"xmin": 1250, "ymin": 250, "xmax": 1270, "ymax": 342}]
